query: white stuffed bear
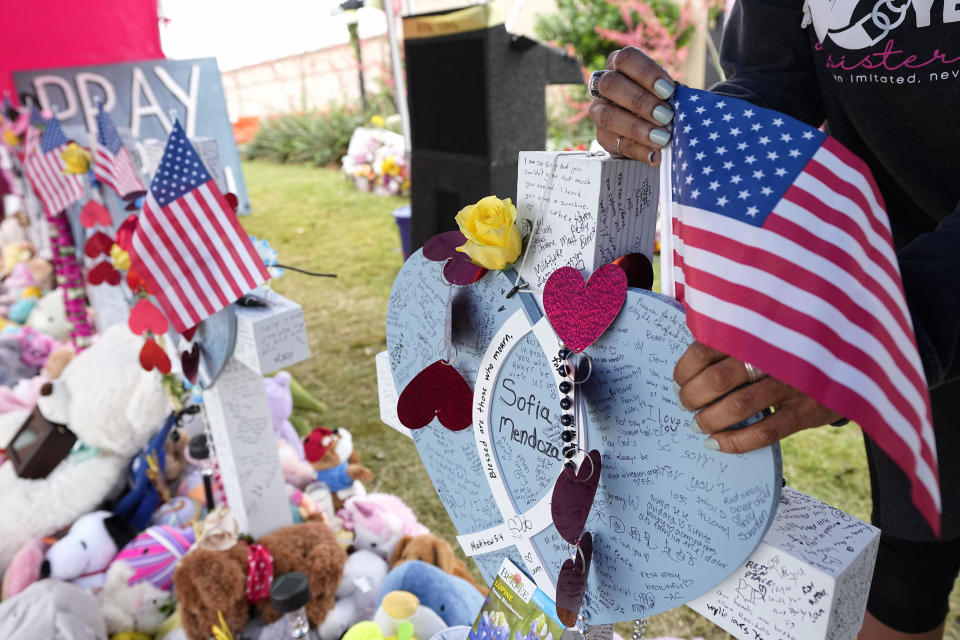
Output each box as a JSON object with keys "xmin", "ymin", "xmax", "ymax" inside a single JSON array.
[
  {"xmin": 99, "ymin": 562, "xmax": 173, "ymax": 635},
  {"xmin": 318, "ymin": 549, "xmax": 390, "ymax": 640},
  {"xmin": 0, "ymin": 325, "xmax": 170, "ymax": 571},
  {"xmin": 26, "ymin": 290, "xmax": 70, "ymax": 342}
]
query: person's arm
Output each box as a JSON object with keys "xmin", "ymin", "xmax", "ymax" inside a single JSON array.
[
  {"xmin": 898, "ymin": 203, "xmax": 960, "ymax": 389},
  {"xmin": 710, "ymin": 0, "xmax": 825, "ymax": 128}
]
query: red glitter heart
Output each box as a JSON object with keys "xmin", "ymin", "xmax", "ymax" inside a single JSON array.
[
  {"xmin": 543, "ymin": 264, "xmax": 627, "ymax": 353},
  {"xmin": 397, "ymin": 360, "xmax": 473, "ymax": 431}
]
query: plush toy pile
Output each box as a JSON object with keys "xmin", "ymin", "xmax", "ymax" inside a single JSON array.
[
  {"xmin": 0, "ymin": 118, "xmax": 486, "ymax": 640},
  {"xmin": 0, "ymin": 317, "xmax": 487, "ymax": 640}
]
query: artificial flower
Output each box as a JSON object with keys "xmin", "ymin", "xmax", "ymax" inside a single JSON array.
[
  {"xmin": 110, "ymin": 244, "xmax": 131, "ymax": 271},
  {"xmin": 455, "ymin": 196, "xmax": 522, "ymax": 270},
  {"xmin": 2, "ymin": 129, "xmax": 19, "ymax": 147},
  {"xmin": 60, "ymin": 142, "xmax": 90, "ymax": 174},
  {"xmin": 370, "ymin": 115, "xmax": 386, "ymax": 128}
]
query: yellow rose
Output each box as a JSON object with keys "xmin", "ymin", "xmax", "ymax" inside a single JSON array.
[
  {"xmin": 455, "ymin": 196, "xmax": 522, "ymax": 270},
  {"xmin": 2, "ymin": 129, "xmax": 19, "ymax": 147},
  {"xmin": 61, "ymin": 142, "xmax": 90, "ymax": 174},
  {"xmin": 111, "ymin": 244, "xmax": 131, "ymax": 271}
]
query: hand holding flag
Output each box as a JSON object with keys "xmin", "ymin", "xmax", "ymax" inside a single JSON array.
[{"xmin": 660, "ymin": 86, "xmax": 940, "ymax": 535}]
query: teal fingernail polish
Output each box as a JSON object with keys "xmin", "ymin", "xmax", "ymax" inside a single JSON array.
[
  {"xmin": 653, "ymin": 105, "xmax": 674, "ymax": 125},
  {"xmin": 703, "ymin": 438, "xmax": 720, "ymax": 451},
  {"xmin": 649, "ymin": 128, "xmax": 671, "ymax": 146},
  {"xmin": 689, "ymin": 416, "xmax": 703, "ymax": 434},
  {"xmin": 654, "ymin": 79, "xmax": 675, "ymax": 99}
]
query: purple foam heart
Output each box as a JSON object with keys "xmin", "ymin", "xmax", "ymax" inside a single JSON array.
[
  {"xmin": 556, "ymin": 531, "xmax": 593, "ymax": 627},
  {"xmin": 551, "ymin": 450, "xmax": 602, "ymax": 544},
  {"xmin": 543, "ymin": 264, "xmax": 628, "ymax": 353},
  {"xmin": 612, "ymin": 253, "xmax": 654, "ymax": 290},
  {"xmin": 397, "ymin": 360, "xmax": 473, "ymax": 431},
  {"xmin": 422, "ymin": 231, "xmax": 488, "ymax": 285}
]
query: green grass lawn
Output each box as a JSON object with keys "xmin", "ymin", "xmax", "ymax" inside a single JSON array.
[{"xmin": 240, "ymin": 161, "xmax": 960, "ymax": 639}]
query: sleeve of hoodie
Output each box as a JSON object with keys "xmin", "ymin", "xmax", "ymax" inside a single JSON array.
[
  {"xmin": 709, "ymin": 0, "xmax": 960, "ymax": 389},
  {"xmin": 708, "ymin": 0, "xmax": 825, "ymax": 127}
]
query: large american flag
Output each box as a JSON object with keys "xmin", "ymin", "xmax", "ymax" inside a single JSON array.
[
  {"xmin": 94, "ymin": 104, "xmax": 145, "ymax": 201},
  {"xmin": 660, "ymin": 86, "xmax": 939, "ymax": 533},
  {"xmin": 130, "ymin": 121, "xmax": 269, "ymax": 333},
  {"xmin": 22, "ymin": 115, "xmax": 85, "ymax": 215}
]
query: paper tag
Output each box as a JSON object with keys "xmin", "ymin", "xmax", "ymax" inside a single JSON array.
[{"xmin": 376, "ymin": 351, "xmax": 411, "ymax": 438}]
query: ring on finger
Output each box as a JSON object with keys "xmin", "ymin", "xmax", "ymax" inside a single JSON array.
[
  {"xmin": 589, "ymin": 70, "xmax": 607, "ymax": 98},
  {"xmin": 744, "ymin": 361, "xmax": 766, "ymax": 384},
  {"xmin": 614, "ymin": 136, "xmax": 623, "ymax": 156}
]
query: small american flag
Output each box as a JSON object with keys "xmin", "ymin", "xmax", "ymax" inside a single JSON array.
[
  {"xmin": 94, "ymin": 104, "xmax": 145, "ymax": 201},
  {"xmin": 22, "ymin": 115, "xmax": 85, "ymax": 215},
  {"xmin": 130, "ymin": 121, "xmax": 269, "ymax": 333},
  {"xmin": 660, "ymin": 86, "xmax": 939, "ymax": 533}
]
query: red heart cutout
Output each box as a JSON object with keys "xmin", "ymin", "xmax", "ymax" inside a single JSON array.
[
  {"xmin": 84, "ymin": 231, "xmax": 115, "ymax": 258},
  {"xmin": 397, "ymin": 360, "xmax": 473, "ymax": 431},
  {"xmin": 224, "ymin": 193, "xmax": 238, "ymax": 211},
  {"xmin": 128, "ymin": 298, "xmax": 168, "ymax": 336},
  {"xmin": 116, "ymin": 216, "xmax": 139, "ymax": 252},
  {"xmin": 127, "ymin": 269, "xmax": 148, "ymax": 294},
  {"xmin": 181, "ymin": 343, "xmax": 200, "ymax": 384},
  {"xmin": 543, "ymin": 264, "xmax": 628, "ymax": 353},
  {"xmin": 139, "ymin": 338, "xmax": 171, "ymax": 374},
  {"xmin": 86, "ymin": 261, "xmax": 122, "ymax": 286},
  {"xmin": 551, "ymin": 449, "xmax": 602, "ymax": 544},
  {"xmin": 181, "ymin": 326, "xmax": 197, "ymax": 342},
  {"xmin": 79, "ymin": 201, "xmax": 111, "ymax": 229}
]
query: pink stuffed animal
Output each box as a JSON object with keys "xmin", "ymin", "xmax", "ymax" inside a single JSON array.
[
  {"xmin": 16, "ymin": 327, "xmax": 59, "ymax": 368},
  {"xmin": 1, "ymin": 538, "xmax": 47, "ymax": 599},
  {"xmin": 0, "ymin": 376, "xmax": 47, "ymax": 414},
  {"xmin": 338, "ymin": 493, "xmax": 428, "ymax": 559}
]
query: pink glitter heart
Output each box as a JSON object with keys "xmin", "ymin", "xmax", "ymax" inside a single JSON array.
[{"xmin": 543, "ymin": 264, "xmax": 627, "ymax": 353}]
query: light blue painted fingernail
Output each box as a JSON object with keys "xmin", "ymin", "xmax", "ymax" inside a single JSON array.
[
  {"xmin": 649, "ymin": 128, "xmax": 671, "ymax": 146},
  {"xmin": 653, "ymin": 105, "xmax": 674, "ymax": 125},
  {"xmin": 672, "ymin": 381, "xmax": 681, "ymax": 396},
  {"xmin": 689, "ymin": 416, "xmax": 703, "ymax": 434},
  {"xmin": 654, "ymin": 79, "xmax": 675, "ymax": 99},
  {"xmin": 703, "ymin": 438, "xmax": 721, "ymax": 451}
]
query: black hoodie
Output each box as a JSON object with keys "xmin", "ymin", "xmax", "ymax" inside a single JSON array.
[{"xmin": 712, "ymin": 0, "xmax": 960, "ymax": 539}]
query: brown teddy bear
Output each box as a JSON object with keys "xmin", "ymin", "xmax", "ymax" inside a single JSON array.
[
  {"xmin": 173, "ymin": 520, "xmax": 347, "ymax": 640},
  {"xmin": 303, "ymin": 427, "xmax": 374, "ymax": 510},
  {"xmin": 389, "ymin": 534, "xmax": 488, "ymax": 595}
]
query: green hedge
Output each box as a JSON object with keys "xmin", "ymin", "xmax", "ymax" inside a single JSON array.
[{"xmin": 246, "ymin": 93, "xmax": 398, "ymax": 167}]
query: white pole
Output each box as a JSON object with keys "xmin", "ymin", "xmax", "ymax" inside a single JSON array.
[{"xmin": 382, "ymin": 0, "xmax": 411, "ymax": 156}]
